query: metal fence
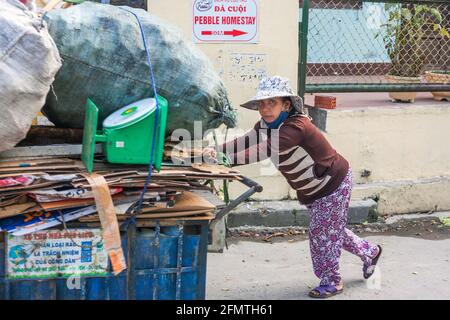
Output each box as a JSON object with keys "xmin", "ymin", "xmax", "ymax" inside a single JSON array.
[{"xmin": 298, "ymin": 0, "xmax": 450, "ymax": 95}]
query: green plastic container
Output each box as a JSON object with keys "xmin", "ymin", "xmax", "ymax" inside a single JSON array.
[{"xmin": 82, "ymin": 95, "xmax": 168, "ymax": 172}]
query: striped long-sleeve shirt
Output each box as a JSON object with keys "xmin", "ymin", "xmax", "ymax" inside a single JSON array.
[{"xmin": 219, "ymin": 114, "xmax": 349, "ymax": 204}]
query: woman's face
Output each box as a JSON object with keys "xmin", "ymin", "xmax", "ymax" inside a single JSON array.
[{"xmin": 258, "ymin": 98, "xmax": 290, "ymax": 123}]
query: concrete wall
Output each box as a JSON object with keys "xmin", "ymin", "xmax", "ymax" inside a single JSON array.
[
  {"xmin": 306, "ymin": 3, "xmax": 389, "ymax": 63},
  {"xmin": 289, "ymin": 104, "xmax": 450, "ymax": 215}
]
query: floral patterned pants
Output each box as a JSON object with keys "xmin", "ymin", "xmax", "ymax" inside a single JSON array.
[{"xmin": 306, "ymin": 168, "xmax": 379, "ymax": 286}]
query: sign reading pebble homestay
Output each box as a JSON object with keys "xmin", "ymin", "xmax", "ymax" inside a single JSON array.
[{"xmin": 193, "ymin": 0, "xmax": 259, "ymax": 43}]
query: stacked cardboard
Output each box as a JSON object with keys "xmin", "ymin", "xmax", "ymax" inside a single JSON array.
[{"xmin": 0, "ymin": 155, "xmax": 238, "ymax": 236}]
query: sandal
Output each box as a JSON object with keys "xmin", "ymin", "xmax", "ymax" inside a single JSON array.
[
  {"xmin": 363, "ymin": 245, "xmax": 383, "ymax": 279},
  {"xmin": 308, "ymin": 284, "xmax": 343, "ymax": 299}
]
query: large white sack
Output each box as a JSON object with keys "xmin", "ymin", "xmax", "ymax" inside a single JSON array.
[{"xmin": 0, "ymin": 0, "xmax": 61, "ymax": 152}]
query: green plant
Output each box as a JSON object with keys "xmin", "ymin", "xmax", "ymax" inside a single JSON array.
[{"xmin": 378, "ymin": 3, "xmax": 450, "ymax": 77}]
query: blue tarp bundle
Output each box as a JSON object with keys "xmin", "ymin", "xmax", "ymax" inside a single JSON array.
[{"xmin": 43, "ymin": 2, "xmax": 237, "ymax": 135}]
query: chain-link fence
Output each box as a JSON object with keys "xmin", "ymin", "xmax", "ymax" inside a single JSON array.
[{"xmin": 299, "ymin": 0, "xmax": 450, "ymax": 94}]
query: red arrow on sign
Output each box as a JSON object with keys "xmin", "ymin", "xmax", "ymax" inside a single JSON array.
[{"xmin": 201, "ymin": 29, "xmax": 248, "ymax": 37}]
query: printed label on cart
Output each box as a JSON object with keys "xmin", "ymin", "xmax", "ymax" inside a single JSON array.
[{"xmin": 6, "ymin": 229, "xmax": 108, "ymax": 279}]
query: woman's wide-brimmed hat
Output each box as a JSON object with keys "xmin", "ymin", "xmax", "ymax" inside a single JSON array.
[{"xmin": 240, "ymin": 76, "xmax": 304, "ymax": 113}]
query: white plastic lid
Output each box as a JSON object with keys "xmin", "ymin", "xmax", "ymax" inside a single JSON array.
[{"xmin": 103, "ymin": 98, "xmax": 157, "ymax": 129}]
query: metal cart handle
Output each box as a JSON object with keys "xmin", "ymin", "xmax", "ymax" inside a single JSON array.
[{"xmin": 212, "ymin": 176, "xmax": 263, "ymax": 222}]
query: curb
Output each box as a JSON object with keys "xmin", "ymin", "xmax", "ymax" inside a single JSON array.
[{"xmin": 226, "ymin": 199, "xmax": 378, "ymax": 228}]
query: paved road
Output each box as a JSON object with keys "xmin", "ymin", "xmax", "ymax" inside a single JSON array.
[{"xmin": 206, "ymin": 235, "xmax": 450, "ymax": 299}]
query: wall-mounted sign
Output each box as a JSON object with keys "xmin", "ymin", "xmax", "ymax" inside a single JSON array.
[{"xmin": 193, "ymin": 0, "xmax": 259, "ymax": 43}]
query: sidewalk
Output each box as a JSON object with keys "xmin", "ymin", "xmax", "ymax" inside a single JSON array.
[
  {"xmin": 304, "ymin": 91, "xmax": 450, "ymax": 110},
  {"xmin": 206, "ymin": 234, "xmax": 450, "ymax": 300}
]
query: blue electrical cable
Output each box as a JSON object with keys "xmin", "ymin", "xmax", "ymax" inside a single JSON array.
[{"xmin": 119, "ymin": 7, "xmax": 160, "ymax": 226}]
